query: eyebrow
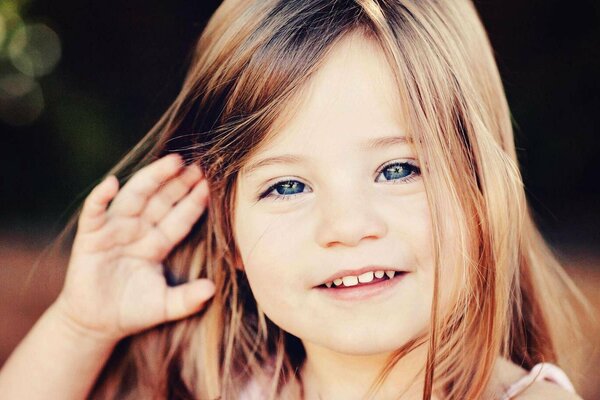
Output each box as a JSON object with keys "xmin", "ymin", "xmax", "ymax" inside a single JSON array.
[{"xmin": 242, "ymin": 135, "xmax": 411, "ymax": 176}]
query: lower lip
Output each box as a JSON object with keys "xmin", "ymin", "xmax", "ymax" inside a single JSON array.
[{"xmin": 314, "ymin": 272, "xmax": 408, "ymax": 301}]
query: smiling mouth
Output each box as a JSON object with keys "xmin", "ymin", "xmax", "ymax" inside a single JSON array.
[{"xmin": 317, "ymin": 270, "xmax": 407, "ymax": 289}]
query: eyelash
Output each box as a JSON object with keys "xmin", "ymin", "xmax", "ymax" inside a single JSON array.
[{"xmin": 257, "ymin": 161, "xmax": 421, "ymax": 201}]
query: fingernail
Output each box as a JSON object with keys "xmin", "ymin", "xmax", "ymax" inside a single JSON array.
[
  {"xmin": 190, "ymin": 164, "xmax": 203, "ymax": 177},
  {"xmin": 168, "ymin": 153, "xmax": 182, "ymax": 163}
]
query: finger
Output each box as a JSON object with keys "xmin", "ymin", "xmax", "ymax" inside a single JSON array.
[
  {"xmin": 122, "ymin": 180, "xmax": 210, "ymax": 261},
  {"xmin": 76, "ymin": 216, "xmax": 148, "ymax": 253},
  {"xmin": 77, "ymin": 175, "xmax": 119, "ymax": 234},
  {"xmin": 108, "ymin": 153, "xmax": 184, "ymax": 217},
  {"xmin": 155, "ymin": 179, "xmax": 210, "ymax": 246},
  {"xmin": 141, "ymin": 164, "xmax": 204, "ymax": 225},
  {"xmin": 164, "ymin": 279, "xmax": 215, "ymax": 322}
]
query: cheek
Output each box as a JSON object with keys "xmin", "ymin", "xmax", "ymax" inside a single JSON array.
[
  {"xmin": 390, "ymin": 193, "xmax": 435, "ymax": 276},
  {"xmin": 411, "ymin": 199, "xmax": 435, "ymax": 270},
  {"xmin": 399, "ymin": 195, "xmax": 460, "ymax": 310},
  {"xmin": 233, "ymin": 205, "xmax": 309, "ymax": 310},
  {"xmin": 424, "ymin": 205, "xmax": 464, "ymax": 313},
  {"xmin": 235, "ymin": 210, "xmax": 305, "ymax": 271}
]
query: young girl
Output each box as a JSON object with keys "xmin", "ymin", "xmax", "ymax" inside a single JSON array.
[{"xmin": 0, "ymin": 0, "xmax": 589, "ymax": 399}]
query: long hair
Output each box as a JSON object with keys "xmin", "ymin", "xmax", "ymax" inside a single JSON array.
[{"xmin": 49, "ymin": 0, "xmax": 587, "ymax": 398}]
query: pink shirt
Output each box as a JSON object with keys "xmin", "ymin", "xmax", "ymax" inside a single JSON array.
[
  {"xmin": 240, "ymin": 362, "xmax": 576, "ymax": 399},
  {"xmin": 501, "ymin": 362, "xmax": 576, "ymax": 399}
]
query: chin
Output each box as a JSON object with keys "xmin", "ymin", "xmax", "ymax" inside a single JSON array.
[
  {"xmin": 301, "ymin": 327, "xmax": 421, "ymax": 356},
  {"xmin": 324, "ymin": 343, "xmax": 401, "ymax": 356}
]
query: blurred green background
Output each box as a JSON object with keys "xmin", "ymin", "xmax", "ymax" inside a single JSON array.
[
  {"xmin": 0, "ymin": 0, "xmax": 220, "ymax": 231},
  {"xmin": 0, "ymin": 0, "xmax": 598, "ymax": 397},
  {"xmin": 0, "ymin": 0, "xmax": 598, "ymax": 249}
]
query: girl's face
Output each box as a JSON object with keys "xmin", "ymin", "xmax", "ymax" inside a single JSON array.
[{"xmin": 234, "ymin": 33, "xmax": 455, "ymax": 356}]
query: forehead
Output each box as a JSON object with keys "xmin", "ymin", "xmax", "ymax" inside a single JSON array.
[{"xmin": 243, "ymin": 31, "xmax": 406, "ymax": 166}]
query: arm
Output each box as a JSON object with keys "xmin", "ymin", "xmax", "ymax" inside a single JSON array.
[
  {"xmin": 0, "ymin": 154, "xmax": 215, "ymax": 399},
  {"xmin": 0, "ymin": 301, "xmax": 117, "ymax": 399}
]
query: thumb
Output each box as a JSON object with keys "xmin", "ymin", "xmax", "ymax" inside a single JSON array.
[{"xmin": 164, "ymin": 279, "xmax": 216, "ymax": 322}]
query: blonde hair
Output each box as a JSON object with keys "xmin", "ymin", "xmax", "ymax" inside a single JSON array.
[{"xmin": 51, "ymin": 0, "xmax": 587, "ymax": 398}]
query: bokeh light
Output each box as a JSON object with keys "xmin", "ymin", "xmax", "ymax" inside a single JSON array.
[
  {"xmin": 0, "ymin": 72, "xmax": 44, "ymax": 125},
  {"xmin": 0, "ymin": 1, "xmax": 61, "ymax": 126},
  {"xmin": 8, "ymin": 23, "xmax": 61, "ymax": 77},
  {"xmin": 0, "ymin": 13, "xmax": 7, "ymax": 47}
]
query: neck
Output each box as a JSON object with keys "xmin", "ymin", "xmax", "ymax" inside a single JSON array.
[{"xmin": 300, "ymin": 340, "xmax": 431, "ymax": 400}]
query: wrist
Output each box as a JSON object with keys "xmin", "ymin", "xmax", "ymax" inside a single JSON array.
[{"xmin": 46, "ymin": 297, "xmax": 121, "ymax": 349}]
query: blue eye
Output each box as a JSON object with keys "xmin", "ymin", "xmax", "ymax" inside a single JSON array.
[
  {"xmin": 258, "ymin": 161, "xmax": 420, "ymax": 201},
  {"xmin": 262, "ymin": 180, "xmax": 307, "ymax": 200},
  {"xmin": 256, "ymin": 179, "xmax": 310, "ymax": 201},
  {"xmin": 375, "ymin": 161, "xmax": 420, "ymax": 183}
]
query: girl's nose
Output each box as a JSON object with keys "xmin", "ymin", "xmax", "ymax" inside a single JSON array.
[{"xmin": 315, "ymin": 191, "xmax": 388, "ymax": 248}]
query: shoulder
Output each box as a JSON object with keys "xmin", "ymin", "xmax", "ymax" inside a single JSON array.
[
  {"xmin": 492, "ymin": 357, "xmax": 529, "ymax": 387},
  {"xmin": 507, "ymin": 379, "xmax": 583, "ymax": 400},
  {"xmin": 491, "ymin": 358, "xmax": 582, "ymax": 400}
]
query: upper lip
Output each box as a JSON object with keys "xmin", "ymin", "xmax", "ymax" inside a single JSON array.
[{"xmin": 317, "ymin": 265, "xmax": 407, "ymax": 286}]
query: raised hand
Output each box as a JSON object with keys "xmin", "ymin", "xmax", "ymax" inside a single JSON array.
[{"xmin": 53, "ymin": 153, "xmax": 215, "ymax": 342}]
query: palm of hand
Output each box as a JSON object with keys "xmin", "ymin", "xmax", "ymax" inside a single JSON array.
[{"xmin": 55, "ymin": 154, "xmax": 215, "ymax": 342}]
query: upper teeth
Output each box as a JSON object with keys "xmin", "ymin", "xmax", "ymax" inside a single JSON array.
[{"xmin": 325, "ymin": 270, "xmax": 396, "ymax": 288}]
